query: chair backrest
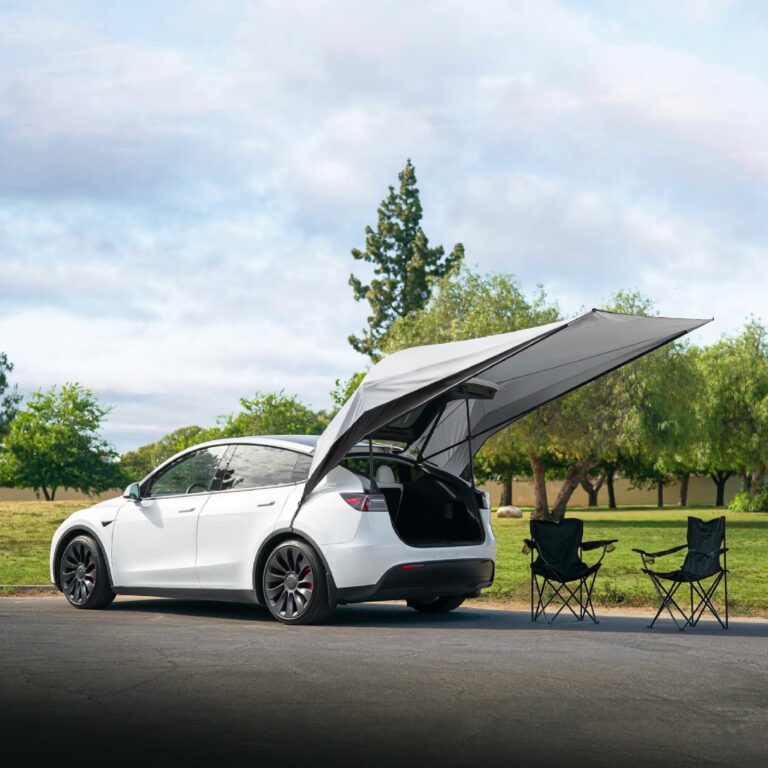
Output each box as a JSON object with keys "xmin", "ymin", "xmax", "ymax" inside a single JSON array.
[
  {"xmin": 530, "ymin": 518, "xmax": 584, "ymax": 571},
  {"xmin": 683, "ymin": 516, "xmax": 725, "ymax": 579}
]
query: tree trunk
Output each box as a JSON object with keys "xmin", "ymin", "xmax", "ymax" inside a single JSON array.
[
  {"xmin": 41, "ymin": 486, "xmax": 51, "ymax": 501},
  {"xmin": 606, "ymin": 467, "xmax": 617, "ymax": 509},
  {"xmin": 742, "ymin": 472, "xmax": 751, "ymax": 493},
  {"xmin": 715, "ymin": 478, "xmax": 726, "ymax": 507},
  {"xmin": 678, "ymin": 473, "xmax": 690, "ymax": 507},
  {"xmin": 656, "ymin": 479, "xmax": 664, "ymax": 508},
  {"xmin": 500, "ymin": 476, "xmax": 512, "ymax": 507},
  {"xmin": 710, "ymin": 471, "xmax": 731, "ymax": 507},
  {"xmin": 580, "ymin": 470, "xmax": 606, "ymax": 508},
  {"xmin": 551, "ymin": 459, "xmax": 599, "ymax": 521},
  {"xmin": 50, "ymin": 487, "xmax": 57, "ymax": 501},
  {"xmin": 529, "ymin": 455, "xmax": 549, "ymax": 520}
]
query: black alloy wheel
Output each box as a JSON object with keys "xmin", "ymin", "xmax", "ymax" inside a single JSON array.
[
  {"xmin": 59, "ymin": 535, "xmax": 115, "ymax": 609},
  {"xmin": 262, "ymin": 540, "xmax": 334, "ymax": 625}
]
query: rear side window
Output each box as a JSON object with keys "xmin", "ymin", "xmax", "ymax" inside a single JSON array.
[{"xmin": 219, "ymin": 445, "xmax": 311, "ymax": 490}]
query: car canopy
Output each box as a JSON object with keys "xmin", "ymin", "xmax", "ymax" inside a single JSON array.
[{"xmin": 304, "ymin": 310, "xmax": 710, "ymax": 497}]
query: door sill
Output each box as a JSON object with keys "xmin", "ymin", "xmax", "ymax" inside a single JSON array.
[{"xmin": 113, "ymin": 586, "xmax": 261, "ymax": 605}]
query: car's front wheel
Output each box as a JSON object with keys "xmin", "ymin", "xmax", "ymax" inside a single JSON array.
[
  {"xmin": 262, "ymin": 540, "xmax": 335, "ymax": 625},
  {"xmin": 59, "ymin": 535, "xmax": 115, "ymax": 609},
  {"xmin": 407, "ymin": 595, "xmax": 466, "ymax": 614}
]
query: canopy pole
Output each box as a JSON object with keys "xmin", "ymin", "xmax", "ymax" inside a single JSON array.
[
  {"xmin": 368, "ymin": 436, "xmax": 376, "ymax": 491},
  {"xmin": 465, "ymin": 395, "xmax": 475, "ymax": 490}
]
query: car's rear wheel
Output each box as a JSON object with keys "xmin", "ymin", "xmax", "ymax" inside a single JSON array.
[
  {"xmin": 262, "ymin": 540, "xmax": 335, "ymax": 625},
  {"xmin": 407, "ymin": 595, "xmax": 466, "ymax": 614},
  {"xmin": 59, "ymin": 535, "xmax": 115, "ymax": 609}
]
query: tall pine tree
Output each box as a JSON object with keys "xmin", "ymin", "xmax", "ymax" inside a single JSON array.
[{"xmin": 349, "ymin": 159, "xmax": 464, "ymax": 360}]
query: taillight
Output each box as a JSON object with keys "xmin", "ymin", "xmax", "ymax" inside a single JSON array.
[{"xmin": 340, "ymin": 493, "xmax": 388, "ymax": 512}]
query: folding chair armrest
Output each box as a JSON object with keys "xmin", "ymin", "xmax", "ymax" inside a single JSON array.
[
  {"xmin": 582, "ymin": 539, "xmax": 618, "ymax": 552},
  {"xmin": 522, "ymin": 538, "xmax": 537, "ymax": 555},
  {"xmin": 633, "ymin": 543, "xmax": 687, "ymax": 558}
]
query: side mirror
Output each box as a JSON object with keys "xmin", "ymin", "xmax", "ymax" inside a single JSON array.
[{"xmin": 123, "ymin": 482, "xmax": 141, "ymax": 501}]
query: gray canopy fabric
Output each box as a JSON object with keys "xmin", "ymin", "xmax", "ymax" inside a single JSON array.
[{"xmin": 304, "ymin": 310, "xmax": 710, "ymax": 498}]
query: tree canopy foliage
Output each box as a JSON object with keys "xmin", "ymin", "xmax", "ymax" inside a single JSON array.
[
  {"xmin": 0, "ymin": 384, "xmax": 124, "ymax": 500},
  {"xmin": 120, "ymin": 391, "xmax": 330, "ymax": 482},
  {"xmin": 349, "ymin": 159, "xmax": 464, "ymax": 360},
  {"xmin": 0, "ymin": 352, "xmax": 22, "ymax": 440}
]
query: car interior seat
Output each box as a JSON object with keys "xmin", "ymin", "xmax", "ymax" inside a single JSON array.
[{"xmin": 375, "ymin": 464, "xmax": 403, "ymax": 520}]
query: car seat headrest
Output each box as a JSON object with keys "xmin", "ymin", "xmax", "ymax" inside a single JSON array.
[{"xmin": 375, "ymin": 464, "xmax": 396, "ymax": 483}]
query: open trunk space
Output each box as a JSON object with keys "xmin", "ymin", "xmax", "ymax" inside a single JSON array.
[
  {"xmin": 392, "ymin": 472, "xmax": 484, "ymax": 547},
  {"xmin": 344, "ymin": 456, "xmax": 485, "ymax": 548}
]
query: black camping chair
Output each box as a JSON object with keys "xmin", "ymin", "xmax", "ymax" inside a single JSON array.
[
  {"xmin": 634, "ymin": 516, "xmax": 729, "ymax": 631},
  {"xmin": 523, "ymin": 519, "xmax": 617, "ymax": 624}
]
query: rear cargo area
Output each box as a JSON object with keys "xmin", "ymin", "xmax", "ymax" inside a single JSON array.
[{"xmin": 391, "ymin": 472, "xmax": 484, "ymax": 547}]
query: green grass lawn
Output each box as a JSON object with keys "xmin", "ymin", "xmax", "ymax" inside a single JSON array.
[
  {"xmin": 0, "ymin": 501, "xmax": 82, "ymax": 591},
  {"xmin": 1, "ymin": 500, "xmax": 767, "ymax": 615}
]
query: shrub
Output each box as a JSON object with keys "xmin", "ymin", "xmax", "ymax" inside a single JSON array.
[{"xmin": 730, "ymin": 489, "xmax": 768, "ymax": 513}]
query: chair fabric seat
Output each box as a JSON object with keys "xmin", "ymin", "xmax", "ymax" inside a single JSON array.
[
  {"xmin": 645, "ymin": 565, "xmax": 723, "ymax": 583},
  {"xmin": 532, "ymin": 559, "xmax": 601, "ymax": 583}
]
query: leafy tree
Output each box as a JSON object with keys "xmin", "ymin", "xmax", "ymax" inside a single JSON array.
[
  {"xmin": 120, "ymin": 425, "xmax": 206, "ymax": 481},
  {"xmin": 330, "ymin": 372, "xmax": 366, "ymax": 411},
  {"xmin": 618, "ymin": 341, "xmax": 701, "ymax": 508},
  {"xmin": 0, "ymin": 384, "xmax": 124, "ymax": 500},
  {"xmin": 349, "ymin": 159, "xmax": 464, "ymax": 360},
  {"xmin": 697, "ymin": 321, "xmax": 768, "ymax": 505},
  {"xmin": 120, "ymin": 391, "xmax": 329, "ymax": 481},
  {"xmin": 474, "ymin": 427, "xmax": 531, "ymax": 506},
  {"xmin": 216, "ymin": 390, "xmax": 329, "ymax": 437},
  {"xmin": 381, "ymin": 267, "xmax": 559, "ymax": 350},
  {"xmin": 0, "ymin": 352, "xmax": 22, "ymax": 440}
]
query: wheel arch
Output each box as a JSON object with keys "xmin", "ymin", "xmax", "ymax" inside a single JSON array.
[
  {"xmin": 252, "ymin": 528, "xmax": 337, "ymax": 607},
  {"xmin": 53, "ymin": 526, "xmax": 114, "ymax": 591}
]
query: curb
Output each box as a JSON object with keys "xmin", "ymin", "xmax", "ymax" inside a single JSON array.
[{"xmin": 0, "ymin": 585, "xmax": 58, "ymax": 594}]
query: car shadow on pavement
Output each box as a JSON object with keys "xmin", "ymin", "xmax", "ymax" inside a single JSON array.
[{"xmin": 107, "ymin": 597, "xmax": 768, "ymax": 637}]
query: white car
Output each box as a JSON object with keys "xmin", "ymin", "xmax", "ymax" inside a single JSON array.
[
  {"xmin": 50, "ymin": 311, "xmax": 706, "ymax": 624},
  {"xmin": 50, "ymin": 435, "xmax": 495, "ymax": 624}
]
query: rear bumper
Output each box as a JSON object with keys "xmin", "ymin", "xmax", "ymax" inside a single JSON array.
[{"xmin": 333, "ymin": 558, "xmax": 494, "ymax": 604}]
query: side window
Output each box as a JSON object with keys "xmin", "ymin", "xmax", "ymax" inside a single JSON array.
[
  {"xmin": 219, "ymin": 445, "xmax": 309, "ymax": 491},
  {"xmin": 145, "ymin": 446, "xmax": 228, "ymax": 497},
  {"xmin": 292, "ymin": 453, "xmax": 312, "ymax": 483}
]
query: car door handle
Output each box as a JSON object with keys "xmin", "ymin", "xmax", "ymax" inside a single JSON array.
[
  {"xmin": 178, "ymin": 507, "xmax": 196, "ymax": 514},
  {"xmin": 257, "ymin": 500, "xmax": 275, "ymax": 507}
]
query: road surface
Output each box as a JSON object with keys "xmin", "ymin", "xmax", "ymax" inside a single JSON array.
[{"xmin": 1, "ymin": 597, "xmax": 766, "ymax": 767}]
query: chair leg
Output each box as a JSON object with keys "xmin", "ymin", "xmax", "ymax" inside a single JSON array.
[
  {"xmin": 690, "ymin": 573, "xmax": 728, "ymax": 630},
  {"xmin": 531, "ymin": 576, "xmax": 591, "ymax": 624},
  {"xmin": 581, "ymin": 571, "xmax": 599, "ymax": 624},
  {"xmin": 646, "ymin": 574, "xmax": 688, "ymax": 630}
]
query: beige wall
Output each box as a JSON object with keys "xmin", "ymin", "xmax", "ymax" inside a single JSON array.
[
  {"xmin": 483, "ymin": 474, "xmax": 741, "ymax": 508},
  {"xmin": 0, "ymin": 487, "xmax": 121, "ymax": 502}
]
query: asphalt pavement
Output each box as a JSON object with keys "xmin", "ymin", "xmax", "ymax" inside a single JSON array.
[{"xmin": 1, "ymin": 597, "xmax": 766, "ymax": 768}]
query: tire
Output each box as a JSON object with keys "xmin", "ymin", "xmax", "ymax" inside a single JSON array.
[
  {"xmin": 407, "ymin": 595, "xmax": 466, "ymax": 614},
  {"xmin": 59, "ymin": 534, "xmax": 116, "ymax": 610},
  {"xmin": 261, "ymin": 539, "xmax": 335, "ymax": 625}
]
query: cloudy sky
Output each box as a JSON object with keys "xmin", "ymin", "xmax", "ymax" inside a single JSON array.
[{"xmin": 1, "ymin": 0, "xmax": 767, "ymax": 451}]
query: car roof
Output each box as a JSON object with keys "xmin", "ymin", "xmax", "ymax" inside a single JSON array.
[
  {"xmin": 189, "ymin": 434, "xmax": 404, "ymax": 457},
  {"xmin": 193, "ymin": 435, "xmax": 319, "ymax": 454}
]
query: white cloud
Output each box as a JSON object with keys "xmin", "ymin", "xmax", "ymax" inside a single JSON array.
[{"xmin": 1, "ymin": 0, "xmax": 766, "ymax": 450}]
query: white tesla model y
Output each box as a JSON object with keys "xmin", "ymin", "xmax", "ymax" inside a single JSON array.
[
  {"xmin": 50, "ymin": 311, "xmax": 708, "ymax": 623},
  {"xmin": 50, "ymin": 435, "xmax": 496, "ymax": 623}
]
